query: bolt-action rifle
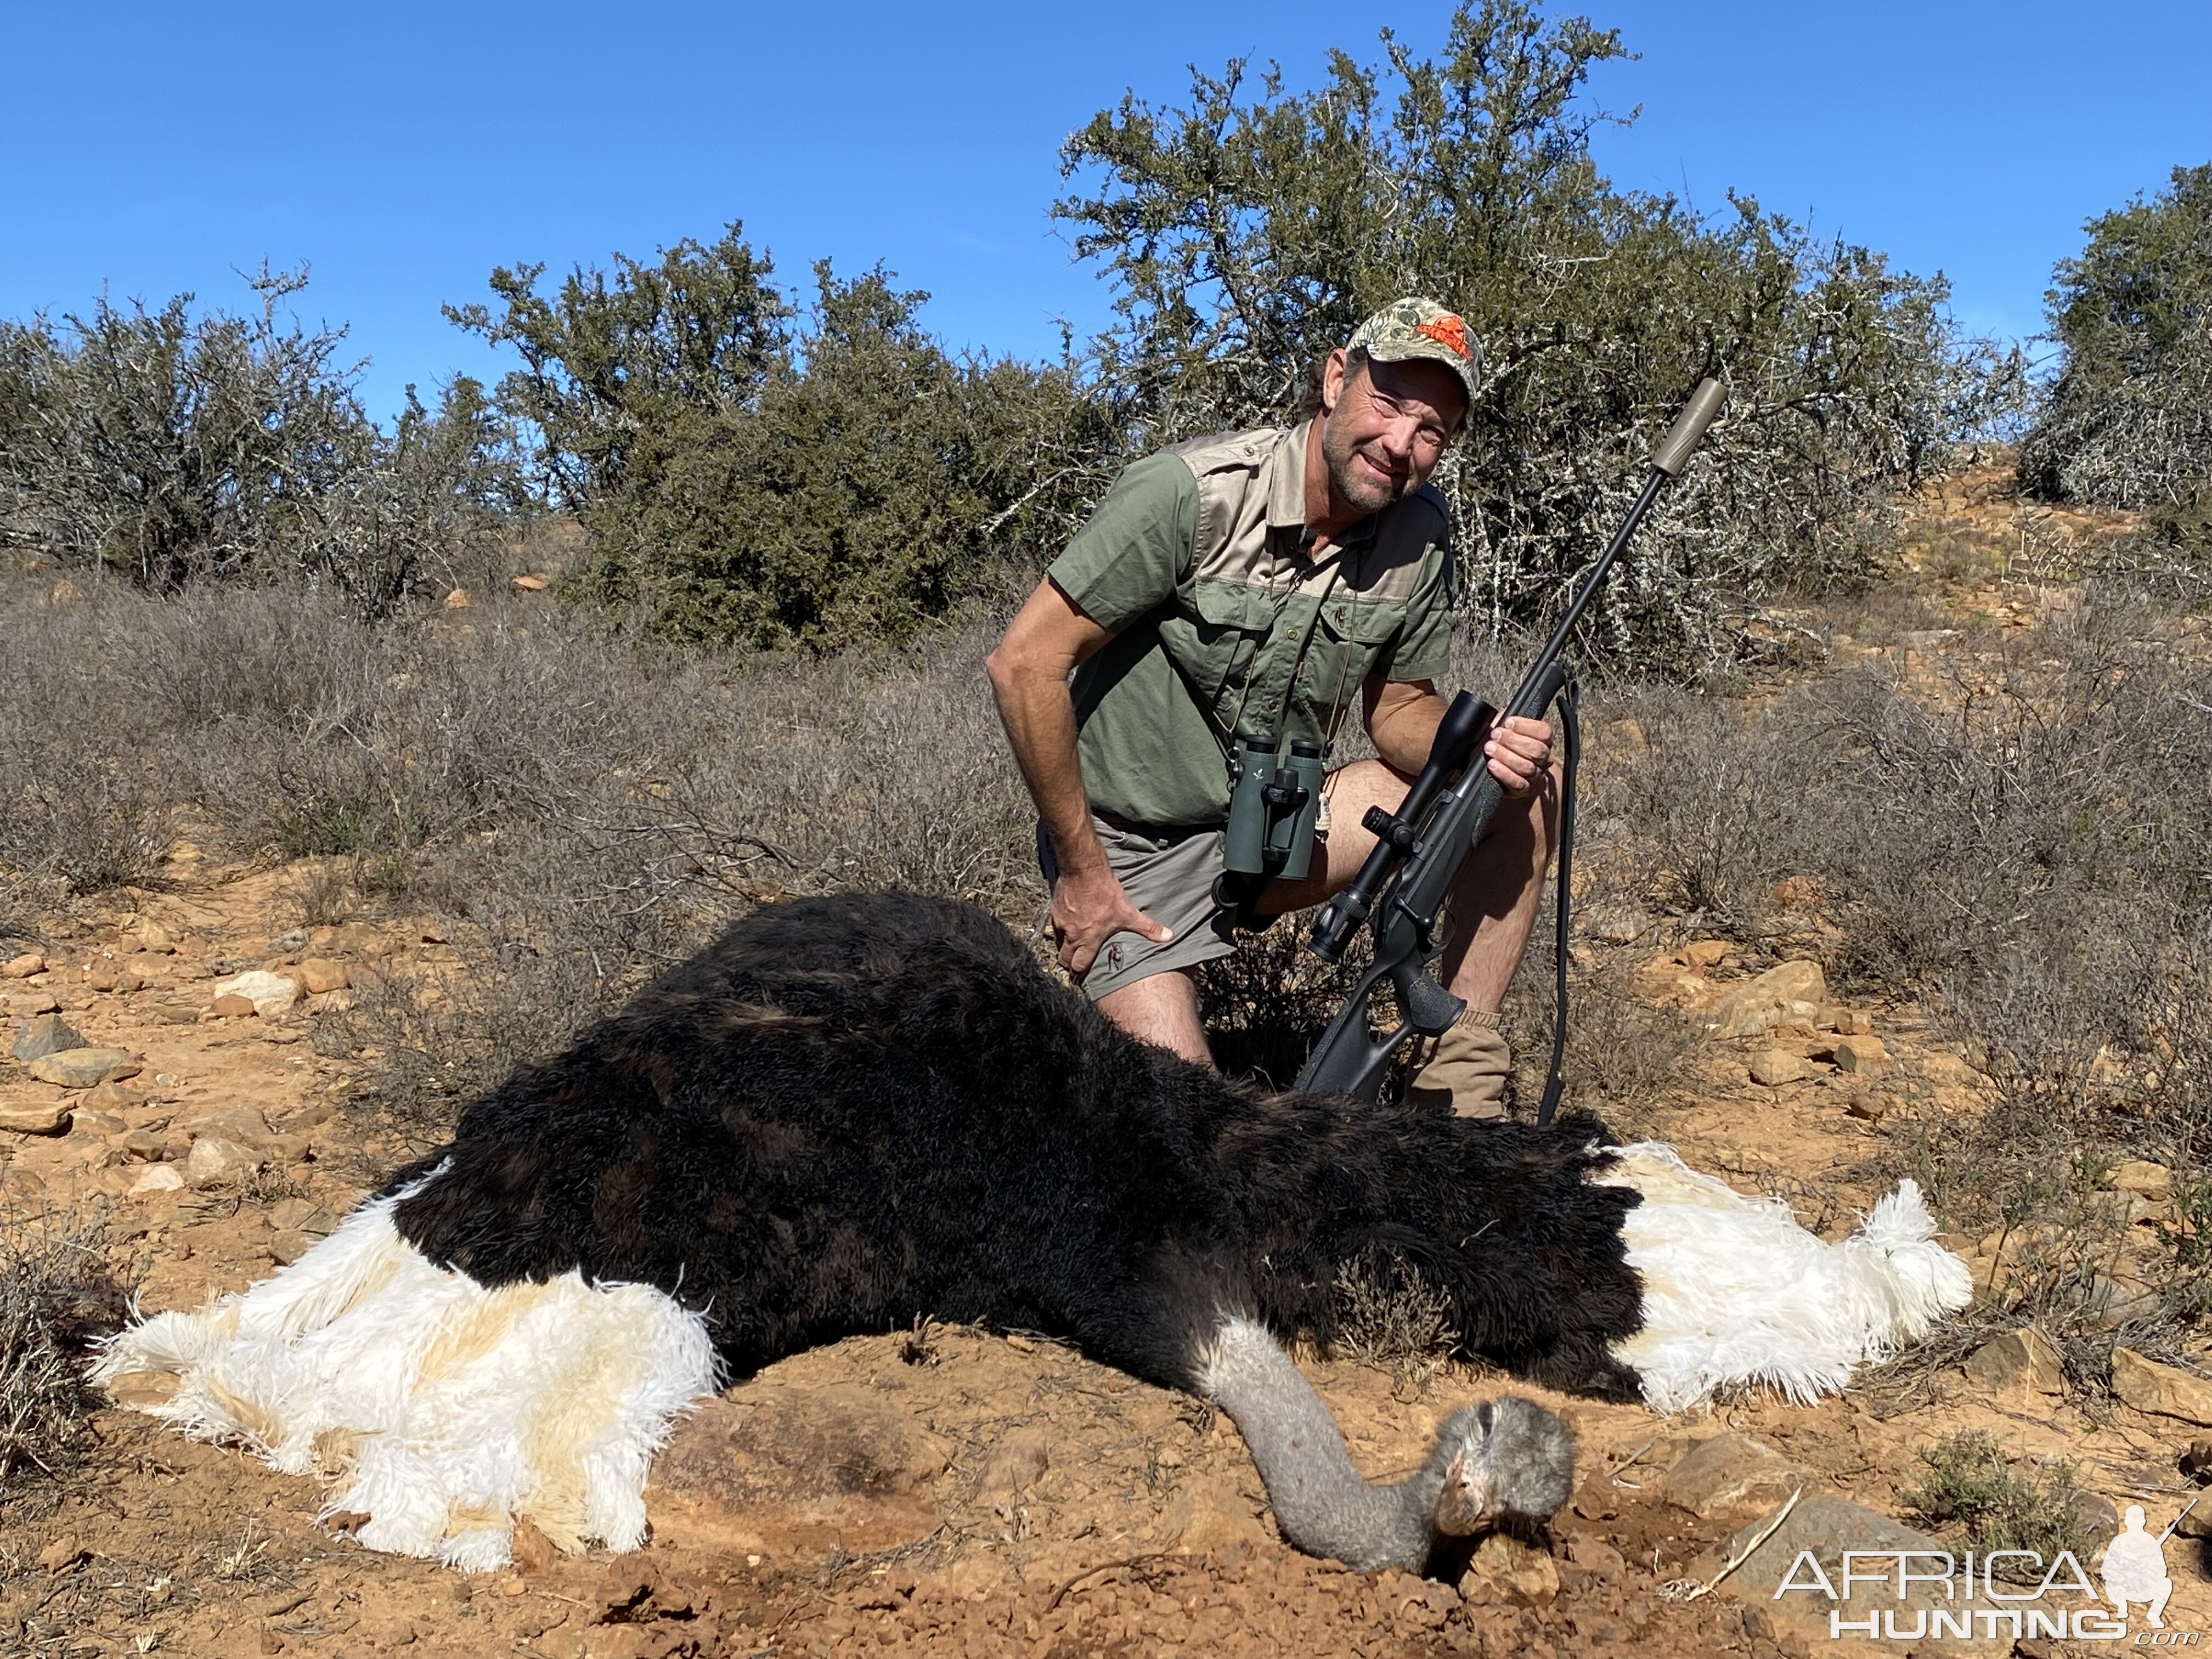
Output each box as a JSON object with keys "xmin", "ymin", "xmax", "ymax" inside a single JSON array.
[{"xmin": 1294, "ymin": 378, "xmax": 1727, "ymax": 1121}]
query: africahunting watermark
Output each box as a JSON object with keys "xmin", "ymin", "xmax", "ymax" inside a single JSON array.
[{"xmin": 1774, "ymin": 1500, "xmax": 2200, "ymax": 1643}]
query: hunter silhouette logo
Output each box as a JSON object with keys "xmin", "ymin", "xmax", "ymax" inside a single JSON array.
[
  {"xmin": 1771, "ymin": 1496, "xmax": 2201, "ymax": 1643},
  {"xmin": 2102, "ymin": 1503, "xmax": 2180, "ymax": 1629}
]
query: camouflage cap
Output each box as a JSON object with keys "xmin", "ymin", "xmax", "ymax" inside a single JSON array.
[{"xmin": 1346, "ymin": 297, "xmax": 1481, "ymax": 410}]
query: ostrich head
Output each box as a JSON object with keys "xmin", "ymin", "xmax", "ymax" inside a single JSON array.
[{"xmin": 1429, "ymin": 1396, "xmax": 1575, "ymax": 1535}]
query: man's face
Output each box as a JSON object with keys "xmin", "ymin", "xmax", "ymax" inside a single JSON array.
[{"xmin": 1318, "ymin": 352, "xmax": 1466, "ymax": 515}]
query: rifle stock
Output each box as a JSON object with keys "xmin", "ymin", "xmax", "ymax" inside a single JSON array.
[{"xmin": 1293, "ymin": 377, "xmax": 1726, "ymax": 1106}]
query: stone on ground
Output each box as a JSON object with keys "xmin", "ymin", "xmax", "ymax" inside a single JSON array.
[
  {"xmin": 296, "ymin": 957, "xmax": 351, "ymax": 994},
  {"xmin": 10, "ymin": 1012, "xmax": 85, "ymax": 1062},
  {"xmin": 184, "ymin": 1136, "xmax": 265, "ymax": 1188},
  {"xmin": 2104, "ymin": 1159, "xmax": 2173, "ymax": 1202},
  {"xmin": 1748, "ymin": 1049, "xmax": 1810, "ymax": 1087},
  {"xmin": 1462, "ymin": 1532, "xmax": 1559, "ymax": 1605},
  {"xmin": 1963, "ymin": 1327, "xmax": 2065, "ymax": 1396},
  {"xmin": 0, "ymin": 1099, "xmax": 73, "ymax": 1135},
  {"xmin": 211, "ymin": 970, "xmax": 302, "ymax": 1019},
  {"xmin": 2111, "ymin": 1348, "xmax": 2212, "ymax": 1426},
  {"xmin": 1708, "ymin": 960, "xmax": 1827, "ymax": 1039},
  {"xmin": 1657, "ymin": 1432, "xmax": 1804, "ymax": 1519},
  {"xmin": 27, "ymin": 1048, "xmax": 140, "ymax": 1088},
  {"xmin": 1, "ymin": 953, "xmax": 44, "ymax": 979},
  {"xmin": 129, "ymin": 1164, "xmax": 185, "ymax": 1196}
]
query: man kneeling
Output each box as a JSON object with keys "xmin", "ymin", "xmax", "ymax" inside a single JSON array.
[{"xmin": 985, "ymin": 298, "xmax": 1556, "ymax": 1116}]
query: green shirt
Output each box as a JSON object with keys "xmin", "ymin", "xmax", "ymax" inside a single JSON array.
[{"xmin": 1048, "ymin": 421, "xmax": 1454, "ymax": 829}]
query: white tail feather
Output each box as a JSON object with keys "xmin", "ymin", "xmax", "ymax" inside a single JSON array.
[
  {"xmin": 92, "ymin": 1192, "xmax": 719, "ymax": 1569},
  {"xmin": 1595, "ymin": 1142, "xmax": 1973, "ymax": 1414}
]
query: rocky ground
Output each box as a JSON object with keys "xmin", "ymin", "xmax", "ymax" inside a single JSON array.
[{"xmin": 4, "ymin": 461, "xmax": 2212, "ymax": 1657}]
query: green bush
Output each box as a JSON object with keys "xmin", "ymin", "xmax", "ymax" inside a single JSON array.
[
  {"xmin": 1056, "ymin": 0, "xmax": 2001, "ymax": 673},
  {"xmin": 0, "ymin": 266, "xmax": 524, "ymax": 614},
  {"xmin": 1900, "ymin": 1431, "xmax": 2095, "ymax": 1575},
  {"xmin": 2022, "ymin": 161, "xmax": 2212, "ymax": 511},
  {"xmin": 452, "ymin": 230, "xmax": 1117, "ymax": 648}
]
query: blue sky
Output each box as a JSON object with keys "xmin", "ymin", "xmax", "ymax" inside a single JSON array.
[{"xmin": 4, "ymin": 2, "xmax": 2206, "ymax": 419}]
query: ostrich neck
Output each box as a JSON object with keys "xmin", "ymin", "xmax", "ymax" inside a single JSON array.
[{"xmin": 1195, "ymin": 1315, "xmax": 1453, "ymax": 1573}]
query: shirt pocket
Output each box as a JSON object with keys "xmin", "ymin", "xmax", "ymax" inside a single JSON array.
[
  {"xmin": 1166, "ymin": 580, "xmax": 1278, "ymax": 716},
  {"xmin": 1297, "ymin": 597, "xmax": 1408, "ymax": 730}
]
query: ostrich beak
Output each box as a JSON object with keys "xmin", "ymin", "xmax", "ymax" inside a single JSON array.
[{"xmin": 1433, "ymin": 1447, "xmax": 1497, "ymax": 1536}]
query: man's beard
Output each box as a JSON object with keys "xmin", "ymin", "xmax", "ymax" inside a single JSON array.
[{"xmin": 1321, "ymin": 416, "xmax": 1409, "ymax": 515}]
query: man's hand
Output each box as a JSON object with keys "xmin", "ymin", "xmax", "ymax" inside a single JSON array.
[
  {"xmin": 1049, "ymin": 866, "xmax": 1173, "ymax": 979},
  {"xmin": 1483, "ymin": 714, "xmax": 1554, "ymax": 795}
]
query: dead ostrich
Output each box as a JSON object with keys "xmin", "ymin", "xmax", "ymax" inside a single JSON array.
[{"xmin": 97, "ymin": 892, "xmax": 1969, "ymax": 1572}]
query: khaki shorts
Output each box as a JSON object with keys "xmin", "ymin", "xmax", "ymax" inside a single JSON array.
[{"xmin": 1039, "ymin": 816, "xmax": 1306, "ymax": 1001}]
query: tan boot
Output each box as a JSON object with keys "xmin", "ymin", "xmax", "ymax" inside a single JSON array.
[{"xmin": 1404, "ymin": 1008, "xmax": 1513, "ymax": 1119}]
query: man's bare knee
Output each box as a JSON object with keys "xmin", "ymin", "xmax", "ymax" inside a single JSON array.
[{"xmin": 1096, "ymin": 969, "xmax": 1215, "ymax": 1069}]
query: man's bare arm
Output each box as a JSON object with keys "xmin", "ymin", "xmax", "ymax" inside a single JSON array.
[
  {"xmin": 984, "ymin": 579, "xmax": 1173, "ymax": 975},
  {"xmin": 1364, "ymin": 677, "xmax": 1552, "ymax": 793}
]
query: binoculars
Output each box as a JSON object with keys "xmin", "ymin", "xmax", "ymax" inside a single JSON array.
[{"xmin": 1223, "ymin": 731, "xmax": 1327, "ymax": 882}]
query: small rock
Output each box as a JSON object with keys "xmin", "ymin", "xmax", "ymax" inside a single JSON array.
[
  {"xmin": 510, "ymin": 573, "xmax": 549, "ymax": 591},
  {"xmin": 269, "ymin": 1197, "xmax": 338, "ymax": 1235},
  {"xmin": 979, "ymin": 1431, "xmax": 1050, "ymax": 1498},
  {"xmin": 184, "ymin": 1136, "xmax": 266, "ymax": 1188},
  {"xmin": 1841, "ymin": 1087, "xmax": 1886, "ymax": 1122},
  {"xmin": 2112, "ymin": 1348, "xmax": 2212, "ymax": 1425},
  {"xmin": 208, "ymin": 994, "xmax": 257, "ymax": 1018},
  {"xmin": 1832, "ymin": 1034, "xmax": 1891, "ymax": 1074},
  {"xmin": 135, "ymin": 921, "xmax": 174, "ymax": 953},
  {"xmin": 2, "ymin": 952, "xmax": 45, "ymax": 979},
  {"xmin": 10, "ymin": 1012, "xmax": 85, "ymax": 1062},
  {"xmin": 0, "ymin": 1100, "xmax": 72, "ymax": 1135},
  {"xmin": 68, "ymin": 1109, "xmax": 127, "ymax": 1138},
  {"xmin": 1582, "ymin": 909, "xmax": 1645, "ymax": 945},
  {"xmin": 108, "ymin": 1128, "xmax": 165, "ymax": 1163},
  {"xmin": 81, "ymin": 1080, "xmax": 148, "ymax": 1112},
  {"xmin": 296, "ymin": 957, "xmax": 351, "ymax": 994},
  {"xmin": 444, "ymin": 586, "xmax": 472, "ymax": 608},
  {"xmin": 1462, "ymin": 1532, "xmax": 1558, "ymax": 1605},
  {"xmin": 27, "ymin": 1048, "xmax": 141, "ymax": 1088},
  {"xmin": 172, "ymin": 1105, "xmax": 276, "ymax": 1149},
  {"xmin": 2087, "ymin": 1275, "xmax": 2163, "ymax": 1329},
  {"xmin": 1749, "ymin": 1049, "xmax": 1810, "ymax": 1087},
  {"xmin": 1561, "ymin": 1532, "xmax": 1624, "ymax": 1579},
  {"xmin": 1681, "ymin": 939, "xmax": 1729, "ymax": 968},
  {"xmin": 1963, "ymin": 1327, "xmax": 2065, "ymax": 1396},
  {"xmin": 2105, "ymin": 1160, "xmax": 2174, "ymax": 1203},
  {"xmin": 1161, "ymin": 1476, "xmax": 1268, "ymax": 1553},
  {"xmin": 129, "ymin": 1164, "xmax": 185, "ymax": 1197},
  {"xmin": 37, "ymin": 1535, "xmax": 82, "ymax": 1573},
  {"xmin": 1706, "ymin": 960, "xmax": 1826, "ymax": 1039},
  {"xmin": 269, "ymin": 1229, "xmax": 318, "ymax": 1265},
  {"xmin": 86, "ymin": 968, "xmax": 117, "ymax": 993},
  {"xmin": 5, "ymin": 991, "xmax": 61, "ymax": 1017},
  {"xmin": 211, "ymin": 970, "xmax": 302, "ymax": 1019},
  {"xmin": 1657, "ymin": 1432, "xmax": 1803, "ymax": 1519}
]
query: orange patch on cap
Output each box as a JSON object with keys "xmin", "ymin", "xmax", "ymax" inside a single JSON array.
[{"xmin": 1415, "ymin": 314, "xmax": 1471, "ymax": 359}]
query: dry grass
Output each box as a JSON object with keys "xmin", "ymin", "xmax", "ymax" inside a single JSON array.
[{"xmin": 0, "ymin": 1203, "xmax": 129, "ymax": 1505}]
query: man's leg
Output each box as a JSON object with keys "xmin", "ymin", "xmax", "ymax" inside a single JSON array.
[
  {"xmin": 1094, "ymin": 969, "xmax": 1215, "ymax": 1069},
  {"xmin": 1261, "ymin": 758, "xmax": 1559, "ymax": 1114}
]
